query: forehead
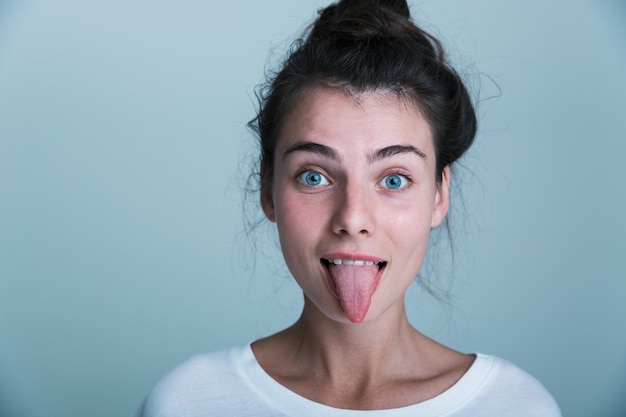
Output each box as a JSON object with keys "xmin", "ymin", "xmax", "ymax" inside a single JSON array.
[{"xmin": 277, "ymin": 87, "xmax": 434, "ymax": 156}]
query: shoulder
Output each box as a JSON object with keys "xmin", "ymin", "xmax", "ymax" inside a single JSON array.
[
  {"xmin": 139, "ymin": 346, "xmax": 246, "ymax": 417},
  {"xmin": 468, "ymin": 354, "xmax": 562, "ymax": 417}
]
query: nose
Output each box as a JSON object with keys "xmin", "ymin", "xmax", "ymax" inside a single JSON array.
[{"xmin": 330, "ymin": 182, "xmax": 374, "ymax": 237}]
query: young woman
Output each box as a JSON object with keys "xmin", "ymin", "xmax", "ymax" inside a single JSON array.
[{"xmin": 141, "ymin": 0, "xmax": 561, "ymax": 415}]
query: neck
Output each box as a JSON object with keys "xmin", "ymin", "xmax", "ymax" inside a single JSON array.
[
  {"xmin": 278, "ymin": 296, "xmax": 423, "ymax": 383},
  {"xmin": 251, "ymin": 294, "xmax": 474, "ymax": 410}
]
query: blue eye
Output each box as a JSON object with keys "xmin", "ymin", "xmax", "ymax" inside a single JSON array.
[
  {"xmin": 298, "ymin": 170, "xmax": 329, "ymax": 186},
  {"xmin": 381, "ymin": 174, "xmax": 409, "ymax": 190}
]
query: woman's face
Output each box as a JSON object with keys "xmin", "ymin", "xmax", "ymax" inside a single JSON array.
[{"xmin": 261, "ymin": 88, "xmax": 449, "ymax": 324}]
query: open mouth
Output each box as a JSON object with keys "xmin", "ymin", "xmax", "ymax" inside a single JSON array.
[
  {"xmin": 320, "ymin": 258, "xmax": 387, "ymax": 270},
  {"xmin": 320, "ymin": 257, "xmax": 387, "ymax": 323}
]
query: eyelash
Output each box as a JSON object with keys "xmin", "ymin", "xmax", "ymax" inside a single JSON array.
[
  {"xmin": 296, "ymin": 168, "xmax": 331, "ymax": 188},
  {"xmin": 380, "ymin": 171, "xmax": 413, "ymax": 191}
]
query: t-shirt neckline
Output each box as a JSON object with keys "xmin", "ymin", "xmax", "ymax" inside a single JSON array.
[{"xmin": 231, "ymin": 343, "xmax": 494, "ymax": 417}]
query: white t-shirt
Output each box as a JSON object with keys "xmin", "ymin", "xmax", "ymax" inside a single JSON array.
[{"xmin": 140, "ymin": 344, "xmax": 561, "ymax": 417}]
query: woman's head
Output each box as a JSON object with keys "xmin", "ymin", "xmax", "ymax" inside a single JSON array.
[
  {"xmin": 250, "ymin": 0, "xmax": 477, "ymax": 198},
  {"xmin": 259, "ymin": 87, "xmax": 450, "ymax": 323}
]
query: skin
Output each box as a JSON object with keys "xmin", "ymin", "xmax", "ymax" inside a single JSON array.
[{"xmin": 254, "ymin": 87, "xmax": 474, "ymax": 410}]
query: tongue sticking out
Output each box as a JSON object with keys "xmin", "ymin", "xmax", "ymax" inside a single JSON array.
[{"xmin": 327, "ymin": 262, "xmax": 382, "ymax": 323}]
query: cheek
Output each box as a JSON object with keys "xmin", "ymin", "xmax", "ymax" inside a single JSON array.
[
  {"xmin": 273, "ymin": 190, "xmax": 324, "ymax": 250},
  {"xmin": 275, "ymin": 191, "xmax": 312, "ymax": 227},
  {"xmin": 385, "ymin": 201, "xmax": 434, "ymax": 250},
  {"xmin": 272, "ymin": 194, "xmax": 327, "ymax": 291}
]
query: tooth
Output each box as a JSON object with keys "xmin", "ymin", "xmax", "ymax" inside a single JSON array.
[{"xmin": 329, "ymin": 259, "xmax": 380, "ymax": 266}]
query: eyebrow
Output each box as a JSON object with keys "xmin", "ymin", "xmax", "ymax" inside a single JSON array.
[
  {"xmin": 283, "ymin": 141, "xmax": 340, "ymax": 161},
  {"xmin": 282, "ymin": 141, "xmax": 426, "ymax": 163},
  {"xmin": 369, "ymin": 145, "xmax": 427, "ymax": 163}
]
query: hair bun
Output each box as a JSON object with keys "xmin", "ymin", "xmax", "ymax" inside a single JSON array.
[
  {"xmin": 311, "ymin": 0, "xmax": 414, "ymax": 42},
  {"xmin": 377, "ymin": 0, "xmax": 410, "ymax": 18},
  {"xmin": 331, "ymin": 0, "xmax": 410, "ymax": 18}
]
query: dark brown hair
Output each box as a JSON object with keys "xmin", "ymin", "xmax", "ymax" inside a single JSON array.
[{"xmin": 249, "ymin": 0, "xmax": 477, "ymax": 194}]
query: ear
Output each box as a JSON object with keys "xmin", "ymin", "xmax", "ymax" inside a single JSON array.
[
  {"xmin": 431, "ymin": 165, "xmax": 450, "ymax": 228},
  {"xmin": 260, "ymin": 165, "xmax": 276, "ymax": 222}
]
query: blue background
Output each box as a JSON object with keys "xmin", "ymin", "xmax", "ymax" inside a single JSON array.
[{"xmin": 1, "ymin": 1, "xmax": 625, "ymax": 416}]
